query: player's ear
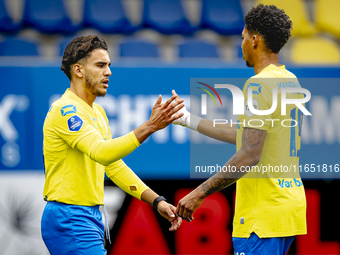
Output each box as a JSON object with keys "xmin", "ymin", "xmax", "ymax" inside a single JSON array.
[
  {"xmin": 252, "ymin": 34, "xmax": 259, "ymax": 48},
  {"xmin": 72, "ymin": 63, "xmax": 83, "ymax": 78}
]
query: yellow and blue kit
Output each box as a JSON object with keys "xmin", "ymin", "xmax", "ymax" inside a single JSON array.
[
  {"xmin": 232, "ymin": 65, "xmax": 307, "ymax": 254},
  {"xmin": 41, "ymin": 89, "xmax": 149, "ymax": 254}
]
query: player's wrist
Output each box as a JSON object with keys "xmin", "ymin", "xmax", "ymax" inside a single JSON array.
[
  {"xmin": 172, "ymin": 107, "xmax": 202, "ymax": 131},
  {"xmin": 156, "ymin": 200, "xmax": 167, "ymax": 211},
  {"xmin": 188, "ymin": 114, "xmax": 202, "ymax": 131},
  {"xmin": 144, "ymin": 119, "xmax": 158, "ymax": 133},
  {"xmin": 153, "ymin": 196, "xmax": 167, "ymax": 210}
]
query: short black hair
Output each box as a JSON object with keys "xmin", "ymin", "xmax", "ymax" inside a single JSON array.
[
  {"xmin": 244, "ymin": 4, "xmax": 292, "ymax": 53},
  {"xmin": 61, "ymin": 35, "xmax": 108, "ymax": 80}
]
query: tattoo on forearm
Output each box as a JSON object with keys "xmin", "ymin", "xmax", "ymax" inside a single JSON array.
[
  {"xmin": 201, "ymin": 128, "xmax": 265, "ymax": 197},
  {"xmin": 201, "ymin": 155, "xmax": 239, "ymax": 197}
]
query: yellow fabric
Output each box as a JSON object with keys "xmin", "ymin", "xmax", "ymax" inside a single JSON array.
[
  {"xmin": 256, "ymin": 0, "xmax": 316, "ymax": 36},
  {"xmin": 43, "ymin": 89, "xmax": 149, "ymax": 206},
  {"xmin": 233, "ymin": 64, "xmax": 307, "ymax": 238},
  {"xmin": 105, "ymin": 159, "xmax": 150, "ymax": 199},
  {"xmin": 76, "ymin": 125, "xmax": 140, "ymax": 166},
  {"xmin": 290, "ymin": 36, "xmax": 340, "ymax": 65},
  {"xmin": 315, "ymin": 0, "xmax": 340, "ymax": 38}
]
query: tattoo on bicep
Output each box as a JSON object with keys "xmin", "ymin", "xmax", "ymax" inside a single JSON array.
[{"xmin": 242, "ymin": 128, "xmax": 263, "ymax": 150}]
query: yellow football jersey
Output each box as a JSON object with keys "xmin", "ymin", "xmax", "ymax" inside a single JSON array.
[
  {"xmin": 43, "ymin": 89, "xmax": 149, "ymax": 206},
  {"xmin": 233, "ymin": 64, "xmax": 307, "ymax": 238}
]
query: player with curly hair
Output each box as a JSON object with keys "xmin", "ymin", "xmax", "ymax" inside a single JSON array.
[
  {"xmin": 173, "ymin": 4, "xmax": 306, "ymax": 254},
  {"xmin": 41, "ymin": 35, "xmax": 183, "ymax": 255}
]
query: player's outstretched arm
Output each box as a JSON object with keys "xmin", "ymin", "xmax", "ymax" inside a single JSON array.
[
  {"xmin": 74, "ymin": 94, "xmax": 184, "ymax": 166},
  {"xmin": 106, "ymin": 160, "xmax": 182, "ymax": 231},
  {"xmin": 134, "ymin": 94, "xmax": 185, "ymax": 144},
  {"xmin": 141, "ymin": 189, "xmax": 182, "ymax": 231},
  {"xmin": 171, "ymin": 90, "xmax": 237, "ymax": 145},
  {"xmin": 176, "ymin": 127, "xmax": 266, "ymax": 222}
]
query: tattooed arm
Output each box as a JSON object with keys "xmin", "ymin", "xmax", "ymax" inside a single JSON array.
[{"xmin": 176, "ymin": 128, "xmax": 266, "ymax": 221}]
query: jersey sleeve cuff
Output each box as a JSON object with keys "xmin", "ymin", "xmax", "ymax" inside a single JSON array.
[{"xmin": 129, "ymin": 131, "xmax": 141, "ymax": 147}]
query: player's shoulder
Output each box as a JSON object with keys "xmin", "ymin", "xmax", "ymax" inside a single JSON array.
[
  {"xmin": 256, "ymin": 64, "xmax": 297, "ymax": 79},
  {"xmin": 279, "ymin": 67, "xmax": 298, "ymax": 80},
  {"xmin": 50, "ymin": 97, "xmax": 78, "ymax": 116},
  {"xmin": 243, "ymin": 75, "xmax": 271, "ymax": 96},
  {"xmin": 246, "ymin": 65, "xmax": 299, "ymax": 91},
  {"xmin": 46, "ymin": 95, "xmax": 88, "ymax": 126}
]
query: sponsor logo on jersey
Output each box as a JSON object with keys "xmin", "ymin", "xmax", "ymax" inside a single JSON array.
[
  {"xmin": 67, "ymin": 115, "xmax": 83, "ymax": 132},
  {"xmin": 278, "ymin": 178, "xmax": 303, "ymax": 188}
]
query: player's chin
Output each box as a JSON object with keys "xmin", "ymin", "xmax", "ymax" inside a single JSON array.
[
  {"xmin": 245, "ymin": 61, "xmax": 253, "ymax": 68},
  {"xmin": 95, "ymin": 88, "xmax": 107, "ymax": 97}
]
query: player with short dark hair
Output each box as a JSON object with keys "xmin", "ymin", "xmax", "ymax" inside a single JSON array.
[
  {"xmin": 41, "ymin": 35, "xmax": 183, "ymax": 255},
  {"xmin": 173, "ymin": 4, "xmax": 306, "ymax": 254},
  {"xmin": 61, "ymin": 35, "xmax": 109, "ymax": 81},
  {"xmin": 244, "ymin": 4, "xmax": 292, "ymax": 54}
]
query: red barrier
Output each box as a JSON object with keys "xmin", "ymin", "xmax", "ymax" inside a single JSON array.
[
  {"xmin": 174, "ymin": 189, "xmax": 232, "ymax": 254},
  {"xmin": 109, "ymin": 187, "xmax": 340, "ymax": 254},
  {"xmin": 111, "ymin": 198, "xmax": 171, "ymax": 254},
  {"xmin": 296, "ymin": 189, "xmax": 340, "ymax": 254}
]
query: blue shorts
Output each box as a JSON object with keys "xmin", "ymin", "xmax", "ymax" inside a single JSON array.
[
  {"xmin": 232, "ymin": 232, "xmax": 294, "ymax": 255},
  {"xmin": 41, "ymin": 201, "xmax": 107, "ymax": 255}
]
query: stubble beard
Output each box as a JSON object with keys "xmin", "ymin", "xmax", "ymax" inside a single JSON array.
[{"xmin": 85, "ymin": 73, "xmax": 106, "ymax": 97}]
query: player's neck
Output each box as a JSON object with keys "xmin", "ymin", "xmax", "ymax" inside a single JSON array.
[
  {"xmin": 70, "ymin": 82, "xmax": 96, "ymax": 107},
  {"xmin": 253, "ymin": 53, "xmax": 280, "ymax": 75}
]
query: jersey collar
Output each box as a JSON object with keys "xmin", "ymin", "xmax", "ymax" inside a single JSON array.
[{"xmin": 259, "ymin": 64, "xmax": 286, "ymax": 74}]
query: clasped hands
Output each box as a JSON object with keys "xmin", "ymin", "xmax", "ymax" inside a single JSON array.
[
  {"xmin": 156, "ymin": 91, "xmax": 206, "ymax": 231},
  {"xmin": 158, "ymin": 188, "xmax": 205, "ymax": 231}
]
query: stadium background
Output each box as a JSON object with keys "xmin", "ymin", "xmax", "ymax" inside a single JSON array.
[{"xmin": 0, "ymin": 0, "xmax": 340, "ymax": 254}]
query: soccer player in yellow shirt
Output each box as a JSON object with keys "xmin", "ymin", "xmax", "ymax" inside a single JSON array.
[
  {"xmin": 173, "ymin": 4, "xmax": 307, "ymax": 255},
  {"xmin": 41, "ymin": 35, "xmax": 183, "ymax": 255}
]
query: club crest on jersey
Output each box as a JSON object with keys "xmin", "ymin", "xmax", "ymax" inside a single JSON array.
[
  {"xmin": 247, "ymin": 83, "xmax": 262, "ymax": 95},
  {"xmin": 61, "ymin": 105, "xmax": 77, "ymax": 116},
  {"xmin": 67, "ymin": 115, "xmax": 83, "ymax": 131}
]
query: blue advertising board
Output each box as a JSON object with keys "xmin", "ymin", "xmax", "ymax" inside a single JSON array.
[{"xmin": 0, "ymin": 63, "xmax": 339, "ymax": 179}]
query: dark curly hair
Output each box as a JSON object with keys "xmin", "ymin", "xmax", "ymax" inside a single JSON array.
[
  {"xmin": 244, "ymin": 4, "xmax": 292, "ymax": 53},
  {"xmin": 61, "ymin": 35, "xmax": 108, "ymax": 80}
]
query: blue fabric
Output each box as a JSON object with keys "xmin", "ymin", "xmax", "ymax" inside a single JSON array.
[
  {"xmin": 0, "ymin": 0, "xmax": 21, "ymax": 32},
  {"xmin": 232, "ymin": 232, "xmax": 294, "ymax": 255},
  {"xmin": 0, "ymin": 38, "xmax": 39, "ymax": 56},
  {"xmin": 83, "ymin": 0, "xmax": 136, "ymax": 33},
  {"xmin": 179, "ymin": 40, "xmax": 219, "ymax": 58},
  {"xmin": 41, "ymin": 201, "xmax": 107, "ymax": 255},
  {"xmin": 23, "ymin": 0, "xmax": 79, "ymax": 34},
  {"xmin": 120, "ymin": 40, "xmax": 159, "ymax": 57},
  {"xmin": 142, "ymin": 0, "xmax": 196, "ymax": 34},
  {"xmin": 201, "ymin": 0, "xmax": 244, "ymax": 35},
  {"xmin": 59, "ymin": 38, "xmax": 73, "ymax": 56}
]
